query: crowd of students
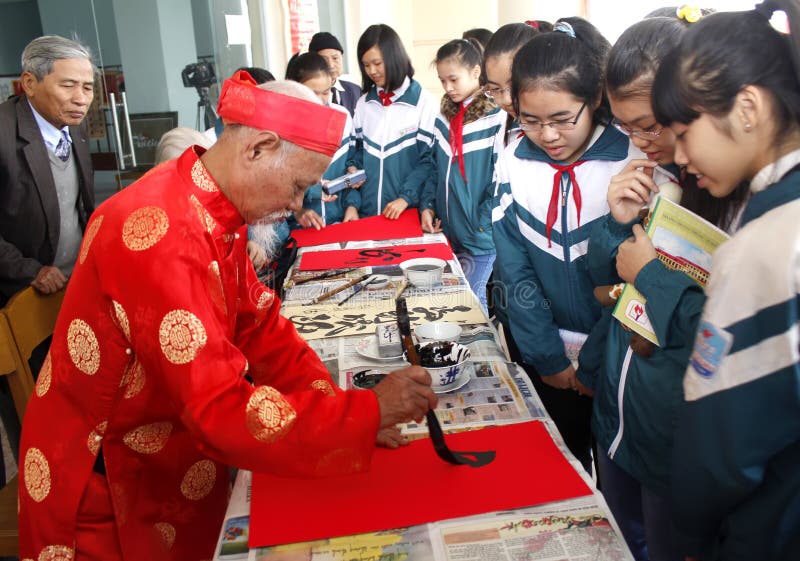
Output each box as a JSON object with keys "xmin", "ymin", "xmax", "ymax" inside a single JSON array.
[{"xmin": 267, "ymin": 4, "xmax": 800, "ymax": 560}]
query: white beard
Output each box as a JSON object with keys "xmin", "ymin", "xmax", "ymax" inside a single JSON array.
[{"xmin": 249, "ymin": 221, "xmax": 282, "ymax": 261}]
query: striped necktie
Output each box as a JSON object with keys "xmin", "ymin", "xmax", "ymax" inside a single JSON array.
[{"xmin": 54, "ymin": 130, "xmax": 71, "ymax": 161}]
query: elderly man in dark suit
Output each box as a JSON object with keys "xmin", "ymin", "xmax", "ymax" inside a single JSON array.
[
  {"xmin": 0, "ymin": 35, "xmax": 95, "ymax": 306},
  {"xmin": 309, "ymin": 32, "xmax": 362, "ymax": 116}
]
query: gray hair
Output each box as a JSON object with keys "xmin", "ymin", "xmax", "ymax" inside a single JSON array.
[
  {"xmin": 21, "ymin": 35, "xmax": 95, "ymax": 80},
  {"xmin": 155, "ymin": 127, "xmax": 213, "ymax": 165}
]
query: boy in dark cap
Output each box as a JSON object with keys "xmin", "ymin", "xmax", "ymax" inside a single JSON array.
[{"xmin": 308, "ymin": 31, "xmax": 361, "ymax": 115}]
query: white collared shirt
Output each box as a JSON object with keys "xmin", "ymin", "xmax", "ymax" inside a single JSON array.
[
  {"xmin": 750, "ymin": 147, "xmax": 800, "ymax": 194},
  {"xmin": 28, "ymin": 99, "xmax": 72, "ymax": 155}
]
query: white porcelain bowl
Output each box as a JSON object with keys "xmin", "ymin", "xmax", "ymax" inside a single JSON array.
[
  {"xmin": 400, "ymin": 258, "xmax": 445, "ymax": 288},
  {"xmin": 414, "ymin": 321, "xmax": 462, "ymax": 343},
  {"xmin": 406, "ymin": 341, "xmax": 471, "ymax": 392}
]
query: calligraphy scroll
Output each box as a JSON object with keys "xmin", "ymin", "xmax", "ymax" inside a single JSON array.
[
  {"xmin": 298, "ymin": 243, "xmax": 454, "ymax": 271},
  {"xmin": 291, "ymin": 209, "xmax": 423, "ymax": 247}
]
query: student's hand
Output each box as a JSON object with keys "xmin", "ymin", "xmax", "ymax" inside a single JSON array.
[
  {"xmin": 607, "ymin": 159, "xmax": 659, "ymax": 224},
  {"xmin": 31, "ymin": 266, "xmax": 67, "ymax": 294},
  {"xmin": 319, "ymin": 180, "xmax": 339, "ymax": 203},
  {"xmin": 541, "ymin": 365, "xmax": 577, "ymax": 390},
  {"xmin": 575, "ymin": 379, "xmax": 594, "ymax": 397},
  {"xmin": 246, "ymin": 241, "xmax": 268, "ymax": 271},
  {"xmin": 294, "ymin": 208, "xmax": 324, "ymax": 230},
  {"xmin": 346, "ymin": 166, "xmax": 365, "ymax": 189},
  {"xmin": 382, "ymin": 198, "xmax": 409, "ymax": 220},
  {"xmin": 616, "ymin": 224, "xmax": 657, "ymax": 283},
  {"xmin": 373, "ymin": 365, "xmax": 438, "ymax": 426},
  {"xmin": 376, "ymin": 425, "xmax": 409, "ymax": 449},
  {"xmin": 420, "ymin": 209, "xmax": 442, "ymax": 233},
  {"xmin": 343, "ymin": 206, "xmax": 360, "ymax": 222}
]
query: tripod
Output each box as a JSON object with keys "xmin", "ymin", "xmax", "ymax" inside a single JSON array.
[{"xmin": 195, "ymin": 86, "xmax": 218, "ymax": 131}]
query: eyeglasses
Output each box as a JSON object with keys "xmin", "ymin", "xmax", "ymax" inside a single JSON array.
[
  {"xmin": 483, "ymin": 86, "xmax": 511, "ymax": 99},
  {"xmin": 611, "ymin": 119, "xmax": 664, "ymax": 139},
  {"xmin": 518, "ymin": 103, "xmax": 587, "ymax": 132}
]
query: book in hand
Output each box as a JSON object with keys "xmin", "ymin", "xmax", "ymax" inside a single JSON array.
[
  {"xmin": 612, "ymin": 195, "xmax": 729, "ymax": 345},
  {"xmin": 322, "ymin": 169, "xmax": 366, "ymax": 195}
]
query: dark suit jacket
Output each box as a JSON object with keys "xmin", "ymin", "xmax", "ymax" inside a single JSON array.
[
  {"xmin": 334, "ymin": 79, "xmax": 363, "ymax": 117},
  {"xmin": 0, "ymin": 95, "xmax": 94, "ymax": 305}
]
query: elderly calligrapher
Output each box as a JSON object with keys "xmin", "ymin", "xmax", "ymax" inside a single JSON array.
[{"xmin": 18, "ymin": 72, "xmax": 437, "ymax": 561}]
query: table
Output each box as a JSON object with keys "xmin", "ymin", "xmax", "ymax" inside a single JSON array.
[{"xmin": 213, "ymin": 231, "xmax": 634, "ymax": 561}]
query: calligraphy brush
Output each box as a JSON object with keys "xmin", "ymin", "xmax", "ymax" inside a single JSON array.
[
  {"xmin": 294, "ymin": 268, "xmax": 354, "ymax": 285},
  {"xmin": 337, "ymin": 276, "xmax": 378, "ymax": 306},
  {"xmin": 395, "ymin": 296, "xmax": 495, "ymax": 468},
  {"xmin": 304, "ymin": 273, "xmax": 370, "ymax": 306}
]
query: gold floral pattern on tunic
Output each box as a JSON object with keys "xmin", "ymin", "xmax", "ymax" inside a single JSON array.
[
  {"xmin": 111, "ymin": 300, "xmax": 131, "ymax": 341},
  {"xmin": 256, "ymin": 290, "xmax": 274, "ymax": 310},
  {"xmin": 37, "ymin": 545, "xmax": 74, "ymax": 561},
  {"xmin": 120, "ymin": 359, "xmax": 146, "ymax": 399},
  {"xmin": 180, "ymin": 459, "xmax": 216, "ymax": 500},
  {"xmin": 310, "ymin": 379, "xmax": 335, "ymax": 395},
  {"xmin": 154, "ymin": 522, "xmax": 176, "ymax": 550},
  {"xmin": 35, "ymin": 352, "xmax": 52, "ymax": 397},
  {"xmin": 190, "ymin": 194, "xmax": 217, "ymax": 235},
  {"xmin": 67, "ymin": 319, "xmax": 100, "ymax": 375},
  {"xmin": 207, "ymin": 261, "xmax": 226, "ymax": 315},
  {"xmin": 191, "ymin": 159, "xmax": 218, "ymax": 193},
  {"xmin": 24, "ymin": 447, "xmax": 51, "ymax": 503},
  {"xmin": 122, "ymin": 206, "xmax": 169, "ymax": 251},
  {"xmin": 246, "ymin": 386, "xmax": 297, "ymax": 443},
  {"xmin": 78, "ymin": 215, "xmax": 103, "ymax": 264},
  {"xmin": 87, "ymin": 421, "xmax": 108, "ymax": 456},
  {"xmin": 159, "ymin": 310, "xmax": 207, "ymax": 365},
  {"xmin": 123, "ymin": 422, "xmax": 172, "ymax": 454}
]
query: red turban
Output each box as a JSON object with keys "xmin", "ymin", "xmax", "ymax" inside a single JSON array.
[{"xmin": 216, "ymin": 70, "xmax": 346, "ymax": 157}]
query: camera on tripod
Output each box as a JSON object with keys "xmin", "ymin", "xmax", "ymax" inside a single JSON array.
[{"xmin": 181, "ymin": 62, "xmax": 216, "ymax": 89}]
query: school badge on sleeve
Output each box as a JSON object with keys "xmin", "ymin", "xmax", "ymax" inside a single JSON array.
[{"xmin": 690, "ymin": 320, "xmax": 733, "ymax": 379}]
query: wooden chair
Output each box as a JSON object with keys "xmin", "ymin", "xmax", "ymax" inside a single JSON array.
[
  {"xmin": 2, "ymin": 288, "xmax": 65, "ymax": 417},
  {"xmin": 0, "ymin": 313, "xmax": 32, "ymax": 555}
]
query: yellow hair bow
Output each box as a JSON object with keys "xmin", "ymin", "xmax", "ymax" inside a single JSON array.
[{"xmin": 676, "ymin": 5, "xmax": 703, "ymax": 23}]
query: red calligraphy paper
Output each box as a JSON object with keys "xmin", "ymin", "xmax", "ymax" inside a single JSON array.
[
  {"xmin": 249, "ymin": 420, "xmax": 591, "ymax": 547},
  {"xmin": 292, "ymin": 209, "xmax": 423, "ymax": 247},
  {"xmin": 298, "ymin": 243, "xmax": 454, "ymax": 271}
]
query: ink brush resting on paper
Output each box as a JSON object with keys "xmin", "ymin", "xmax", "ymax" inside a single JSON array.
[
  {"xmin": 304, "ymin": 273, "xmax": 370, "ymax": 306},
  {"xmin": 294, "ymin": 268, "xmax": 354, "ymax": 285},
  {"xmin": 337, "ymin": 275, "xmax": 377, "ymax": 306},
  {"xmin": 395, "ymin": 296, "xmax": 495, "ymax": 468}
]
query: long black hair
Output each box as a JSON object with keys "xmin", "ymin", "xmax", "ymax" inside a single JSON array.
[
  {"xmin": 482, "ymin": 22, "xmax": 538, "ymax": 83},
  {"xmin": 285, "ymin": 52, "xmax": 330, "ymax": 83},
  {"xmin": 512, "ymin": 17, "xmax": 612, "ymax": 125},
  {"xmin": 435, "ymin": 38, "xmax": 482, "ymax": 69},
  {"xmin": 356, "ymin": 24, "xmax": 414, "ymax": 93}
]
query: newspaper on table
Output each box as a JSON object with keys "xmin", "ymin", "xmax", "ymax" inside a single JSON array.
[
  {"xmin": 214, "ymin": 470, "xmax": 252, "ymax": 560},
  {"xmin": 612, "ymin": 196, "xmax": 729, "ymax": 345}
]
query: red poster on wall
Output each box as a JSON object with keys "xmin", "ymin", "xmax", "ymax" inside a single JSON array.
[{"xmin": 286, "ymin": 0, "xmax": 320, "ymax": 53}]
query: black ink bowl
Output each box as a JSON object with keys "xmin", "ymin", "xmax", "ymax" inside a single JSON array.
[{"xmin": 352, "ymin": 370, "xmax": 388, "ymax": 389}]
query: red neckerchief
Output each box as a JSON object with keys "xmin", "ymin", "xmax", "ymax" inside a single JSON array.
[
  {"xmin": 449, "ymin": 100, "xmax": 471, "ymax": 181},
  {"xmin": 378, "ymin": 89, "xmax": 395, "ymax": 106},
  {"xmin": 546, "ymin": 161, "xmax": 586, "ymax": 247}
]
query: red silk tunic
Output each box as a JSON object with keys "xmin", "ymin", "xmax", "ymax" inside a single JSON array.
[{"xmin": 18, "ymin": 147, "xmax": 381, "ymax": 561}]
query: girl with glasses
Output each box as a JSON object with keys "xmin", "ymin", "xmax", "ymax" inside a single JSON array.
[
  {"xmin": 491, "ymin": 17, "xmax": 632, "ymax": 474},
  {"xmin": 419, "ymin": 38, "xmax": 505, "ymax": 313},
  {"xmin": 586, "ymin": 15, "xmax": 746, "ymax": 561},
  {"xmin": 649, "ymin": 2, "xmax": 800, "ymax": 558},
  {"xmin": 342, "ymin": 24, "xmax": 438, "ymax": 221}
]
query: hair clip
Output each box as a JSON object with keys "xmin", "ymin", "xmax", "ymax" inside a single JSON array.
[
  {"xmin": 553, "ymin": 21, "xmax": 576, "ymax": 38},
  {"xmin": 676, "ymin": 5, "xmax": 703, "ymax": 23},
  {"xmin": 524, "ymin": 20, "xmax": 540, "ymax": 30}
]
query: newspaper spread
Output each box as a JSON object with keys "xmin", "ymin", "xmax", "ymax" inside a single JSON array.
[{"xmin": 612, "ymin": 196, "xmax": 729, "ymax": 345}]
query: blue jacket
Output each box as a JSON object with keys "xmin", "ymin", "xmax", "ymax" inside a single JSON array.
[
  {"xmin": 670, "ymin": 159, "xmax": 800, "ymax": 561},
  {"xmin": 491, "ymin": 125, "xmax": 636, "ymax": 376},
  {"xmin": 420, "ymin": 96, "xmax": 505, "ymax": 255},
  {"xmin": 344, "ymin": 77, "xmax": 438, "ymax": 217},
  {"xmin": 587, "ymin": 213, "xmax": 706, "ymax": 496}
]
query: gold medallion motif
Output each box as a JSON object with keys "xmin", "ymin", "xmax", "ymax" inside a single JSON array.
[
  {"xmin": 159, "ymin": 310, "xmax": 207, "ymax": 364},
  {"xmin": 123, "ymin": 422, "xmax": 172, "ymax": 454},
  {"xmin": 207, "ymin": 261, "xmax": 226, "ymax": 314},
  {"xmin": 256, "ymin": 290, "xmax": 274, "ymax": 311},
  {"xmin": 120, "ymin": 359, "xmax": 146, "ymax": 398},
  {"xmin": 154, "ymin": 522, "xmax": 176, "ymax": 550},
  {"xmin": 246, "ymin": 386, "xmax": 297, "ymax": 443},
  {"xmin": 35, "ymin": 352, "xmax": 52, "ymax": 397},
  {"xmin": 180, "ymin": 459, "xmax": 216, "ymax": 500},
  {"xmin": 24, "ymin": 447, "xmax": 51, "ymax": 503},
  {"xmin": 310, "ymin": 379, "xmax": 335, "ymax": 396},
  {"xmin": 191, "ymin": 159, "xmax": 219, "ymax": 193},
  {"xmin": 111, "ymin": 300, "xmax": 131, "ymax": 341},
  {"xmin": 78, "ymin": 215, "xmax": 103, "ymax": 264},
  {"xmin": 190, "ymin": 194, "xmax": 217, "ymax": 234},
  {"xmin": 122, "ymin": 206, "xmax": 169, "ymax": 251},
  {"xmin": 67, "ymin": 319, "xmax": 100, "ymax": 375},
  {"xmin": 87, "ymin": 421, "xmax": 108, "ymax": 456},
  {"xmin": 37, "ymin": 545, "xmax": 74, "ymax": 561}
]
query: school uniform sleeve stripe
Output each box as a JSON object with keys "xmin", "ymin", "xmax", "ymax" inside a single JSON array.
[{"xmin": 727, "ymin": 295, "xmax": 800, "ymax": 355}]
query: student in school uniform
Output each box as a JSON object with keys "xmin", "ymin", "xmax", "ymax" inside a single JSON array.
[{"xmin": 342, "ymin": 24, "xmax": 438, "ymax": 221}]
